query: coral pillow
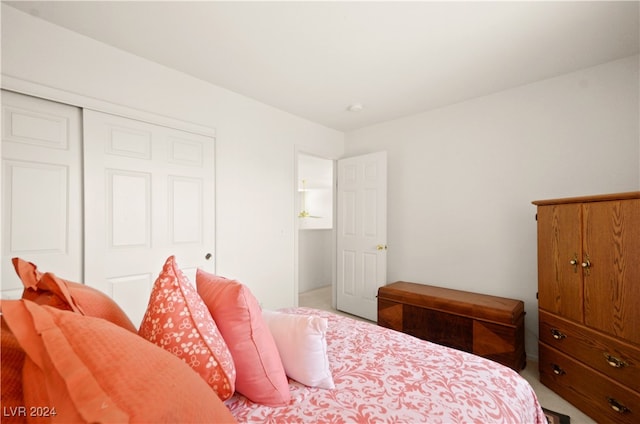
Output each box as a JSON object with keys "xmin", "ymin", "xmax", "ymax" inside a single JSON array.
[
  {"xmin": 12, "ymin": 257, "xmax": 137, "ymax": 332},
  {"xmin": 2, "ymin": 299, "xmax": 237, "ymax": 423},
  {"xmin": 262, "ymin": 309, "xmax": 335, "ymax": 389},
  {"xmin": 139, "ymin": 256, "xmax": 236, "ymax": 400},
  {"xmin": 196, "ymin": 269, "xmax": 291, "ymax": 406}
]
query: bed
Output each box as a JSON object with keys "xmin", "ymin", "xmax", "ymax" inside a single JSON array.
[
  {"xmin": 227, "ymin": 307, "xmax": 546, "ymax": 423},
  {"xmin": 3, "ymin": 257, "xmax": 545, "ymax": 423}
]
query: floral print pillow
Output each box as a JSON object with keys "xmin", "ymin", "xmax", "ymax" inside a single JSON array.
[{"xmin": 139, "ymin": 256, "xmax": 236, "ymax": 400}]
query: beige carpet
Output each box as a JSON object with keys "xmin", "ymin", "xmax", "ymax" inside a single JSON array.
[{"xmin": 299, "ymin": 285, "xmax": 596, "ymax": 424}]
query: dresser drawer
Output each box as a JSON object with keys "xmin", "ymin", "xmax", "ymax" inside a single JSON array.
[
  {"xmin": 539, "ymin": 310, "xmax": 640, "ymax": 393},
  {"xmin": 539, "ymin": 343, "xmax": 640, "ymax": 424}
]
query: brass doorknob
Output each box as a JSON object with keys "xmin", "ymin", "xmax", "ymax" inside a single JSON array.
[
  {"xmin": 581, "ymin": 254, "xmax": 591, "ymax": 275},
  {"xmin": 376, "ymin": 244, "xmax": 387, "ymax": 251},
  {"xmin": 569, "ymin": 253, "xmax": 579, "ymax": 272}
]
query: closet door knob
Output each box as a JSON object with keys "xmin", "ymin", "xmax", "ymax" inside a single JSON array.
[{"xmin": 205, "ymin": 253, "xmax": 212, "ymax": 260}]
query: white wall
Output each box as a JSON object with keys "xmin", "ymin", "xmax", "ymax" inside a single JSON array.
[
  {"xmin": 298, "ymin": 230, "xmax": 333, "ymax": 293},
  {"xmin": 0, "ymin": 5, "xmax": 344, "ymax": 309},
  {"xmin": 344, "ymin": 55, "xmax": 640, "ymax": 359}
]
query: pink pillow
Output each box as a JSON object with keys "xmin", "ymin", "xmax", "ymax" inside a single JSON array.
[
  {"xmin": 196, "ymin": 269, "xmax": 291, "ymax": 406},
  {"xmin": 262, "ymin": 309, "xmax": 335, "ymax": 389},
  {"xmin": 139, "ymin": 256, "xmax": 236, "ymax": 401},
  {"xmin": 2, "ymin": 299, "xmax": 237, "ymax": 423}
]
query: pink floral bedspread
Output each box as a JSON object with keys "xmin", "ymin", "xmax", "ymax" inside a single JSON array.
[{"xmin": 225, "ymin": 308, "xmax": 546, "ymax": 423}]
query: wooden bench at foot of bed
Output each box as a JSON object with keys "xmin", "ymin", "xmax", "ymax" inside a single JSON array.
[{"xmin": 378, "ymin": 281, "xmax": 526, "ymax": 371}]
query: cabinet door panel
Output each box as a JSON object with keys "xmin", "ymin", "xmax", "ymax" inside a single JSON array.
[
  {"xmin": 583, "ymin": 200, "xmax": 640, "ymax": 345},
  {"xmin": 537, "ymin": 204, "xmax": 584, "ymax": 321}
]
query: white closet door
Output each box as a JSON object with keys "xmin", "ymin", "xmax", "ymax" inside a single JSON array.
[
  {"xmin": 1, "ymin": 90, "xmax": 82, "ymax": 298},
  {"xmin": 83, "ymin": 110, "xmax": 215, "ymax": 327}
]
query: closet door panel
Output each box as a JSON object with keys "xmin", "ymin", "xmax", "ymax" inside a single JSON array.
[
  {"xmin": 83, "ymin": 110, "xmax": 215, "ymax": 327},
  {"xmin": 1, "ymin": 90, "xmax": 82, "ymax": 297},
  {"xmin": 107, "ymin": 170, "xmax": 151, "ymax": 247},
  {"xmin": 5, "ymin": 161, "xmax": 68, "ymax": 252}
]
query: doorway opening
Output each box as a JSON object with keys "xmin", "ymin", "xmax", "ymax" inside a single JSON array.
[{"xmin": 295, "ymin": 153, "xmax": 335, "ymax": 305}]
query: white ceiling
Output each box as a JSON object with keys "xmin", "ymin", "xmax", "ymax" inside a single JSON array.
[{"xmin": 6, "ymin": 1, "xmax": 639, "ymax": 132}]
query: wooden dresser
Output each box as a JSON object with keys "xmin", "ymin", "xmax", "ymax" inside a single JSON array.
[
  {"xmin": 533, "ymin": 192, "xmax": 640, "ymax": 424},
  {"xmin": 377, "ymin": 281, "xmax": 526, "ymax": 371}
]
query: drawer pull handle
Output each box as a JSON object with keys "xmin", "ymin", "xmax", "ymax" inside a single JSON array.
[
  {"xmin": 607, "ymin": 398, "xmax": 630, "ymax": 414},
  {"xmin": 604, "ymin": 353, "xmax": 628, "ymax": 368},
  {"xmin": 551, "ymin": 364, "xmax": 566, "ymax": 375},
  {"xmin": 550, "ymin": 329, "xmax": 567, "ymax": 340}
]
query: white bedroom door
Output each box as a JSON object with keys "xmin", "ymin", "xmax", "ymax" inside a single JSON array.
[
  {"xmin": 83, "ymin": 110, "xmax": 215, "ymax": 327},
  {"xmin": 336, "ymin": 151, "xmax": 387, "ymax": 322},
  {"xmin": 1, "ymin": 90, "xmax": 82, "ymax": 299}
]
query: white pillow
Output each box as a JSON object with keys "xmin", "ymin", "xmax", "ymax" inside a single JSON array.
[{"xmin": 261, "ymin": 310, "xmax": 335, "ymax": 389}]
